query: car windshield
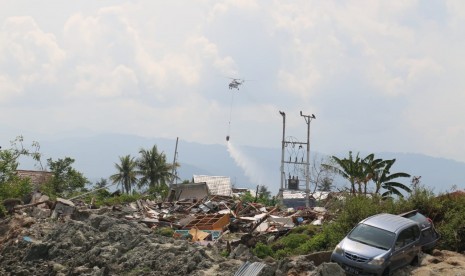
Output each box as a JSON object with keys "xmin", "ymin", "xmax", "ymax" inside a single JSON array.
[{"xmin": 348, "ymin": 223, "xmax": 396, "ymax": 250}]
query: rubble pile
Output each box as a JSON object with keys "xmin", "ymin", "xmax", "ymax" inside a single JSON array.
[
  {"xmin": 0, "ymin": 210, "xmax": 237, "ymax": 275},
  {"xmin": 0, "ymin": 191, "xmax": 343, "ymax": 276}
]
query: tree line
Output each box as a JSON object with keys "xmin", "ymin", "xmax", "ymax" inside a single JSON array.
[
  {"xmin": 323, "ymin": 151, "xmax": 411, "ymax": 198},
  {"xmin": 1, "ymin": 136, "xmax": 412, "ymax": 208},
  {"xmin": 0, "ymin": 137, "xmax": 177, "ymax": 206},
  {"xmin": 109, "ymin": 145, "xmax": 177, "ymax": 197}
]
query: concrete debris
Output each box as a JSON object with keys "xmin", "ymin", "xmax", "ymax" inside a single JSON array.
[{"xmin": 0, "ymin": 189, "xmax": 338, "ymax": 276}]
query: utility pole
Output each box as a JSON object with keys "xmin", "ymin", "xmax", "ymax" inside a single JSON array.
[
  {"xmin": 300, "ymin": 111, "xmax": 316, "ymax": 208},
  {"xmin": 170, "ymin": 137, "xmax": 179, "ymax": 185},
  {"xmin": 278, "ymin": 111, "xmax": 286, "ymax": 205}
]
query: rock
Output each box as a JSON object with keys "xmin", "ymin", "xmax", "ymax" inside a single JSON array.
[
  {"xmin": 53, "ymin": 262, "xmax": 66, "ymax": 272},
  {"xmin": 3, "ymin": 206, "xmax": 463, "ymax": 276},
  {"xmin": 71, "ymin": 230, "xmax": 86, "ymax": 246},
  {"xmin": 311, "ymin": 262, "xmax": 345, "ymax": 276},
  {"xmin": 231, "ymin": 243, "xmax": 250, "ymax": 259},
  {"xmin": 24, "ymin": 242, "xmax": 50, "ymax": 261},
  {"xmin": 303, "ymin": 251, "xmax": 332, "ymax": 266},
  {"xmin": 73, "ymin": 265, "xmax": 91, "ymax": 274},
  {"xmin": 30, "ymin": 207, "xmax": 51, "ymax": 219}
]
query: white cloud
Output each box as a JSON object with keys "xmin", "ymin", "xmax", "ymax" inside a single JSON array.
[
  {"xmin": 208, "ymin": 0, "xmax": 260, "ymax": 21},
  {"xmin": 1, "ymin": 0, "xmax": 465, "ymax": 164},
  {"xmin": 189, "ymin": 36, "xmax": 237, "ymax": 77},
  {"xmin": 0, "ymin": 16, "xmax": 65, "ymax": 99},
  {"xmin": 72, "ymin": 64, "xmax": 139, "ymax": 99},
  {"xmin": 0, "ymin": 75, "xmax": 21, "ymax": 102}
]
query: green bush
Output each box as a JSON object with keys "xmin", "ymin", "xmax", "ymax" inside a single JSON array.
[
  {"xmin": 252, "ymin": 242, "xmax": 274, "ymax": 259},
  {"xmin": 289, "ymin": 224, "xmax": 319, "ymax": 236},
  {"xmin": 0, "ymin": 204, "xmax": 6, "ymax": 217},
  {"xmin": 272, "ymin": 234, "xmax": 309, "ymax": 251},
  {"xmin": 220, "ymin": 250, "xmax": 229, "ymax": 257},
  {"xmin": 329, "ymin": 195, "xmax": 382, "ymax": 236},
  {"xmin": 102, "ymin": 193, "xmax": 143, "ymax": 206},
  {"xmin": 407, "ymin": 187, "xmax": 442, "ymax": 218},
  {"xmin": 274, "ymin": 248, "xmax": 291, "ymax": 259},
  {"xmin": 250, "ymin": 187, "xmax": 465, "ymax": 256},
  {"xmin": 155, "ymin": 227, "xmax": 175, "ymax": 237},
  {"xmin": 298, "ymin": 231, "xmax": 330, "ymax": 254},
  {"xmin": 435, "ymin": 195, "xmax": 465, "ymax": 251},
  {"xmin": 0, "ymin": 177, "xmax": 32, "ymax": 200},
  {"xmin": 438, "ymin": 210, "xmax": 465, "ymax": 252}
]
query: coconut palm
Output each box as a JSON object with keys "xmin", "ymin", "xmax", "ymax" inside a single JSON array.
[
  {"xmin": 110, "ymin": 155, "xmax": 138, "ymax": 194},
  {"xmin": 136, "ymin": 145, "xmax": 176, "ymax": 190}
]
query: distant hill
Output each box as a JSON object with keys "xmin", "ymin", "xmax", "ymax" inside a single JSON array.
[{"xmin": 16, "ymin": 134, "xmax": 465, "ymax": 194}]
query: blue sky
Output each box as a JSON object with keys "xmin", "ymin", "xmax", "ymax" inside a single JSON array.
[{"xmin": 1, "ymin": 0, "xmax": 465, "ymax": 164}]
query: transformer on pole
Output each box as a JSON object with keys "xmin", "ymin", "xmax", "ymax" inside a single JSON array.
[{"xmin": 278, "ymin": 111, "xmax": 316, "ymax": 208}]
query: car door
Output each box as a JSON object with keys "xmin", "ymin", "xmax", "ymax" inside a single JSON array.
[{"xmin": 390, "ymin": 226, "xmax": 420, "ymax": 270}]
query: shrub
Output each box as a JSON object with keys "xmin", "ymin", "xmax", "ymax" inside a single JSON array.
[
  {"xmin": 220, "ymin": 250, "xmax": 229, "ymax": 257},
  {"xmin": 102, "ymin": 193, "xmax": 143, "ymax": 206},
  {"xmin": 438, "ymin": 209, "xmax": 465, "ymax": 251},
  {"xmin": 155, "ymin": 227, "xmax": 175, "ymax": 237},
  {"xmin": 408, "ymin": 187, "xmax": 442, "ymax": 219},
  {"xmin": 435, "ymin": 195, "xmax": 465, "ymax": 251},
  {"xmin": 329, "ymin": 195, "xmax": 382, "ymax": 236},
  {"xmin": 298, "ymin": 231, "xmax": 330, "ymax": 254},
  {"xmin": 0, "ymin": 177, "xmax": 32, "ymax": 201},
  {"xmin": 252, "ymin": 242, "xmax": 273, "ymax": 259},
  {"xmin": 274, "ymin": 249, "xmax": 291, "ymax": 259},
  {"xmin": 289, "ymin": 224, "xmax": 319, "ymax": 236},
  {"xmin": 272, "ymin": 234, "xmax": 309, "ymax": 251},
  {"xmin": 0, "ymin": 204, "xmax": 6, "ymax": 217}
]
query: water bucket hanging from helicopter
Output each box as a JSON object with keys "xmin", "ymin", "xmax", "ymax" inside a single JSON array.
[{"xmin": 226, "ymin": 78, "xmax": 246, "ymax": 141}]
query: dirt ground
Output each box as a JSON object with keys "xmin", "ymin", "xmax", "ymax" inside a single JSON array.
[{"xmin": 396, "ymin": 250, "xmax": 465, "ymax": 276}]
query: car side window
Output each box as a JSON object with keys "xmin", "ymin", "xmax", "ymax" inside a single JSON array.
[
  {"xmin": 395, "ymin": 227, "xmax": 417, "ymax": 250},
  {"xmin": 413, "ymin": 225, "xmax": 420, "ymax": 239}
]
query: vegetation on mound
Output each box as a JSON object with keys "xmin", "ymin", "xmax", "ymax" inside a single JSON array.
[{"xmin": 252, "ymin": 186, "xmax": 465, "ymax": 259}]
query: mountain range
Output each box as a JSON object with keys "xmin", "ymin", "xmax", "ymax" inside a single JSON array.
[{"xmin": 16, "ymin": 134, "xmax": 465, "ymax": 195}]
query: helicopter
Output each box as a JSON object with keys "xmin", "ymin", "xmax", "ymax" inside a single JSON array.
[
  {"xmin": 228, "ymin": 78, "xmax": 245, "ymax": 90},
  {"xmin": 225, "ymin": 77, "xmax": 254, "ymax": 141}
]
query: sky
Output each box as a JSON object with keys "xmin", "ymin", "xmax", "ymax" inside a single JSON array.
[{"xmin": 1, "ymin": 0, "xmax": 465, "ymax": 164}]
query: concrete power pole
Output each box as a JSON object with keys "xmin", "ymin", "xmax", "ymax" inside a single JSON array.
[
  {"xmin": 300, "ymin": 111, "xmax": 316, "ymax": 208},
  {"xmin": 278, "ymin": 111, "xmax": 286, "ymax": 205},
  {"xmin": 170, "ymin": 137, "xmax": 179, "ymax": 185}
]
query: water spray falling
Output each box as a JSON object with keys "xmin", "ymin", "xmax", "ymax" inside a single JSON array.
[{"xmin": 226, "ymin": 141, "xmax": 270, "ymax": 188}]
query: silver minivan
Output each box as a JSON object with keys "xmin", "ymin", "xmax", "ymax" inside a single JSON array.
[{"xmin": 330, "ymin": 213, "xmax": 421, "ymax": 275}]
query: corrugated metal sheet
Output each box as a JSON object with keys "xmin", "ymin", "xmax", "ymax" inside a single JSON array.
[
  {"xmin": 282, "ymin": 190, "xmax": 306, "ymax": 199},
  {"xmin": 234, "ymin": 262, "xmax": 266, "ymax": 276},
  {"xmin": 193, "ymin": 175, "xmax": 232, "ymax": 196}
]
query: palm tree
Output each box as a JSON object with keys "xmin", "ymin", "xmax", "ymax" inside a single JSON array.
[
  {"xmin": 95, "ymin": 178, "xmax": 108, "ymax": 189},
  {"xmin": 359, "ymin": 154, "xmax": 386, "ymax": 195},
  {"xmin": 110, "ymin": 155, "xmax": 138, "ymax": 194},
  {"xmin": 324, "ymin": 151, "xmax": 363, "ymax": 195},
  {"xmin": 325, "ymin": 152, "xmax": 411, "ymax": 197},
  {"xmin": 373, "ymin": 159, "xmax": 411, "ymax": 198},
  {"xmin": 137, "ymin": 145, "xmax": 176, "ymax": 191}
]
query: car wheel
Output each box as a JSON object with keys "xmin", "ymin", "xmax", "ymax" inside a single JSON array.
[
  {"xmin": 382, "ymin": 267, "xmax": 390, "ymax": 276},
  {"xmin": 423, "ymin": 247, "xmax": 433, "ymax": 254},
  {"xmin": 411, "ymin": 255, "xmax": 419, "ymax": 266}
]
